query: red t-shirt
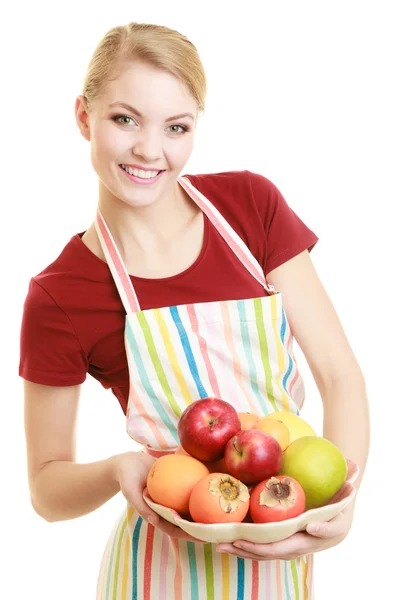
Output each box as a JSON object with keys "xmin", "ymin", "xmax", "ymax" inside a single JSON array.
[{"xmin": 19, "ymin": 170, "xmax": 318, "ymax": 414}]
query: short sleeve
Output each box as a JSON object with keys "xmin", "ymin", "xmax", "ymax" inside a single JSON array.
[
  {"xmin": 247, "ymin": 171, "xmax": 319, "ymax": 274},
  {"xmin": 19, "ymin": 279, "xmax": 89, "ymax": 386}
]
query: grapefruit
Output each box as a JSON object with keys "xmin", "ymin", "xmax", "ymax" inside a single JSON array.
[
  {"xmin": 265, "ymin": 412, "xmax": 316, "ymax": 444},
  {"xmin": 280, "ymin": 436, "xmax": 348, "ymax": 510}
]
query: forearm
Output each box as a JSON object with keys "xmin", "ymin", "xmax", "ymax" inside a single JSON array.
[
  {"xmin": 31, "ymin": 455, "xmax": 122, "ymax": 522},
  {"xmin": 321, "ymin": 373, "xmax": 370, "ymax": 510}
]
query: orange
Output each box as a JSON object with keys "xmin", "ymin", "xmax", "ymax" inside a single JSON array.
[
  {"xmin": 238, "ymin": 411, "xmax": 260, "ymax": 429},
  {"xmin": 146, "ymin": 454, "xmax": 209, "ymax": 515},
  {"xmin": 253, "ymin": 416, "xmax": 290, "ymax": 451}
]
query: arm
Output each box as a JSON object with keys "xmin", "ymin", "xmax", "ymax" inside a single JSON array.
[
  {"xmin": 24, "ymin": 380, "xmax": 121, "ymax": 522},
  {"xmin": 217, "ymin": 250, "xmax": 370, "ymax": 558}
]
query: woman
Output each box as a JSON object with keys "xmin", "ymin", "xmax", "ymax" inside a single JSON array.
[{"xmin": 20, "ymin": 21, "xmax": 370, "ymax": 599}]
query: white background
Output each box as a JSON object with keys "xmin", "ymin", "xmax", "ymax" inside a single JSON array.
[{"xmin": 2, "ymin": 1, "xmax": 399, "ymax": 598}]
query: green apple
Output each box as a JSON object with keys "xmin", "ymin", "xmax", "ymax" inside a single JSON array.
[{"xmin": 280, "ymin": 436, "xmax": 348, "ymax": 510}]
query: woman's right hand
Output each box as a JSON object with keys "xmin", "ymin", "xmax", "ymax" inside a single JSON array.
[{"xmin": 114, "ymin": 451, "xmax": 205, "ymax": 543}]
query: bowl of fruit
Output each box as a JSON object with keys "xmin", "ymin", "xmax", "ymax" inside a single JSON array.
[{"xmin": 143, "ymin": 398, "xmax": 359, "ymax": 544}]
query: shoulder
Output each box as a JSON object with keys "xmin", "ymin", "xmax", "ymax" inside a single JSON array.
[
  {"xmin": 27, "ymin": 232, "xmax": 110, "ymax": 309},
  {"xmin": 182, "ymin": 170, "xmax": 285, "ymax": 222},
  {"xmin": 183, "ymin": 169, "xmax": 278, "ymax": 200}
]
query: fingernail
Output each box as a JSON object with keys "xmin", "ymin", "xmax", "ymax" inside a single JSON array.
[{"xmin": 148, "ymin": 516, "xmax": 157, "ymax": 526}]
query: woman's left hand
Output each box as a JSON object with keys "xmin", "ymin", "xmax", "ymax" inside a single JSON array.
[{"xmin": 216, "ymin": 510, "xmax": 353, "ymax": 560}]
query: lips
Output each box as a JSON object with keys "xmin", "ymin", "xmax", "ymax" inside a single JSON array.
[{"xmin": 119, "ymin": 165, "xmax": 165, "ymax": 184}]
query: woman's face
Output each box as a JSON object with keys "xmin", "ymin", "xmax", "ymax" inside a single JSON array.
[{"xmin": 76, "ymin": 61, "xmax": 198, "ymax": 209}]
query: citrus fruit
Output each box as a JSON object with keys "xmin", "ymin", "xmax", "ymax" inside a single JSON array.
[
  {"xmin": 146, "ymin": 454, "xmax": 209, "ymax": 514},
  {"xmin": 265, "ymin": 412, "xmax": 316, "ymax": 444},
  {"xmin": 238, "ymin": 411, "xmax": 260, "ymax": 429},
  {"xmin": 280, "ymin": 436, "xmax": 348, "ymax": 509},
  {"xmin": 252, "ymin": 416, "xmax": 290, "ymax": 451}
]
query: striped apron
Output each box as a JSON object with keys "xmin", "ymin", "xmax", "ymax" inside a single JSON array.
[{"xmin": 95, "ymin": 176, "xmax": 314, "ymax": 599}]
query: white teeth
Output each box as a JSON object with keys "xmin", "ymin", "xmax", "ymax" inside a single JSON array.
[{"xmin": 121, "ymin": 165, "xmax": 160, "ymax": 178}]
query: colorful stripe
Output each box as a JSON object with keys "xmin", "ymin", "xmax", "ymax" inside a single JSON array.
[
  {"xmin": 254, "ymin": 297, "xmax": 278, "ymax": 412},
  {"xmin": 154, "ymin": 308, "xmax": 193, "ymax": 407},
  {"xmin": 170, "ymin": 306, "xmax": 208, "ymax": 398},
  {"xmin": 126, "ymin": 318, "xmax": 179, "ymax": 444},
  {"xmin": 105, "ymin": 511, "xmax": 126, "ymax": 598},
  {"xmin": 221, "ymin": 552, "xmax": 230, "ymax": 600},
  {"xmin": 270, "ymin": 294, "xmax": 290, "ymax": 412},
  {"xmin": 143, "ymin": 524, "xmax": 155, "ymax": 599},
  {"xmin": 187, "ymin": 542, "xmax": 199, "ymax": 600},
  {"xmin": 187, "ymin": 304, "xmax": 221, "ymax": 398},
  {"xmin": 237, "ymin": 557, "xmax": 245, "ymax": 600},
  {"xmin": 276, "ymin": 560, "xmax": 283, "ymax": 599},
  {"xmin": 237, "ymin": 300, "xmax": 270, "ymax": 414},
  {"xmin": 159, "ymin": 534, "xmax": 170, "ymax": 600},
  {"xmin": 204, "ymin": 544, "xmax": 214, "ymax": 599},
  {"xmin": 171, "ymin": 538, "xmax": 183, "ymax": 600},
  {"xmin": 251, "ymin": 561, "xmax": 259, "ymax": 599},
  {"xmin": 220, "ymin": 301, "xmax": 259, "ymax": 414},
  {"xmin": 137, "ymin": 312, "xmax": 182, "ymax": 417},
  {"xmin": 95, "ymin": 211, "xmax": 139, "ymax": 314},
  {"xmin": 290, "ymin": 560, "xmax": 300, "ymax": 600},
  {"xmin": 131, "ymin": 516, "xmax": 143, "ymax": 600}
]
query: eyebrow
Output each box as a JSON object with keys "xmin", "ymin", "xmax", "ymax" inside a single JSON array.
[{"xmin": 108, "ymin": 102, "xmax": 195, "ymax": 122}]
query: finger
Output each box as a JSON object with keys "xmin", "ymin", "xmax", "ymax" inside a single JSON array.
[
  {"xmin": 128, "ymin": 489, "xmax": 160, "ymax": 526},
  {"xmin": 306, "ymin": 513, "xmax": 345, "ymax": 538},
  {"xmin": 232, "ymin": 532, "xmax": 311, "ymax": 556}
]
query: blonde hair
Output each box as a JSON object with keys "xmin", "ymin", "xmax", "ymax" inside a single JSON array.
[{"xmin": 82, "ymin": 22, "xmax": 207, "ymax": 114}]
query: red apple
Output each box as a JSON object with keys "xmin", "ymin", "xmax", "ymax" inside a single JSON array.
[
  {"xmin": 177, "ymin": 398, "xmax": 241, "ymax": 462},
  {"xmin": 224, "ymin": 429, "xmax": 283, "ymax": 484}
]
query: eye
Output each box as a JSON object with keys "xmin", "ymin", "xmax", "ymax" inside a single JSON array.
[
  {"xmin": 167, "ymin": 124, "xmax": 189, "ymax": 135},
  {"xmin": 112, "ymin": 115, "xmax": 135, "ymax": 126}
]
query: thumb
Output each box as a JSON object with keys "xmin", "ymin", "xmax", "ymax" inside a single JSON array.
[
  {"xmin": 306, "ymin": 513, "xmax": 343, "ymax": 538},
  {"xmin": 125, "ymin": 487, "xmax": 159, "ymax": 527},
  {"xmin": 132, "ymin": 503, "xmax": 159, "ymax": 527},
  {"xmin": 306, "ymin": 522, "xmax": 330, "ymax": 537}
]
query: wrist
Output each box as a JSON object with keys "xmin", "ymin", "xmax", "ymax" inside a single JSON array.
[{"xmin": 109, "ymin": 451, "xmax": 138, "ymax": 486}]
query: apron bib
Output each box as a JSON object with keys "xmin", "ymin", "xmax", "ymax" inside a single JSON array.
[{"xmin": 95, "ymin": 177, "xmax": 314, "ymax": 599}]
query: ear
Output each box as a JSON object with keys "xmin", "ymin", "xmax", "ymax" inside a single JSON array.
[{"xmin": 75, "ymin": 95, "xmax": 91, "ymax": 141}]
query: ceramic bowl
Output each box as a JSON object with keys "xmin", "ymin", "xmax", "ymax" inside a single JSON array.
[{"xmin": 143, "ymin": 459, "xmax": 359, "ymax": 544}]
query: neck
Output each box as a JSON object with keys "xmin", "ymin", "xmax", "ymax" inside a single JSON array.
[{"xmin": 95, "ymin": 177, "xmax": 199, "ymax": 257}]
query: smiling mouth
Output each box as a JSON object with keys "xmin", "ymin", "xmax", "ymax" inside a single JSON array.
[{"xmin": 120, "ymin": 164, "xmax": 164, "ymax": 179}]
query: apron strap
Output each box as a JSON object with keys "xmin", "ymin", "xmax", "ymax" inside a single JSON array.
[
  {"xmin": 94, "ymin": 209, "xmax": 140, "ymax": 314},
  {"xmin": 179, "ymin": 177, "xmax": 275, "ymax": 294}
]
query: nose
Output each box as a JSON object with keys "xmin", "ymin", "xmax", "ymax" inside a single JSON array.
[{"xmin": 131, "ymin": 127, "xmax": 163, "ymax": 163}]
